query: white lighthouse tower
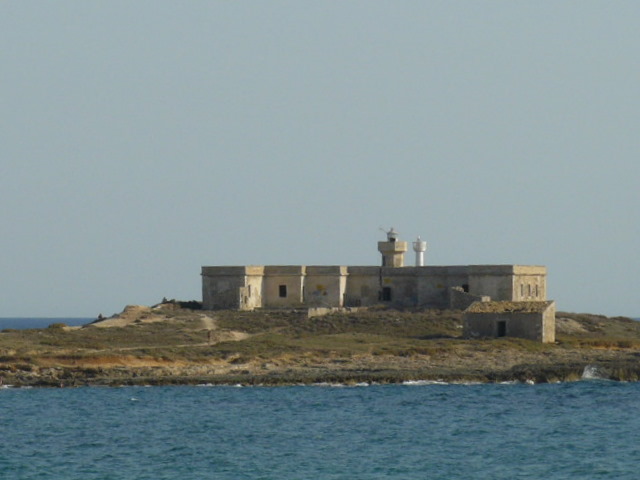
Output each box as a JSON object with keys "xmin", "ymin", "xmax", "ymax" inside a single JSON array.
[{"xmin": 412, "ymin": 236, "xmax": 427, "ymax": 267}]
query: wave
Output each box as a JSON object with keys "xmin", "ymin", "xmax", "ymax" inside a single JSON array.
[{"xmin": 581, "ymin": 365, "xmax": 609, "ymax": 380}]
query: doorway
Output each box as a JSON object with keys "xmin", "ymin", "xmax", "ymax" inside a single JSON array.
[
  {"xmin": 497, "ymin": 320, "xmax": 507, "ymax": 337},
  {"xmin": 381, "ymin": 287, "xmax": 392, "ymax": 302}
]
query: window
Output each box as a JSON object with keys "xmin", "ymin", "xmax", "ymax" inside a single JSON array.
[
  {"xmin": 279, "ymin": 285, "xmax": 287, "ymax": 298},
  {"xmin": 382, "ymin": 287, "xmax": 392, "ymax": 302}
]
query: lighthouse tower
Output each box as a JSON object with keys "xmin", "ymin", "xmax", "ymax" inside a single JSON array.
[
  {"xmin": 412, "ymin": 236, "xmax": 427, "ymax": 266},
  {"xmin": 377, "ymin": 228, "xmax": 408, "ymax": 267}
]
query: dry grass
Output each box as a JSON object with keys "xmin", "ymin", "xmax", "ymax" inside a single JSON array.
[{"xmin": 2, "ymin": 305, "xmax": 640, "ymax": 386}]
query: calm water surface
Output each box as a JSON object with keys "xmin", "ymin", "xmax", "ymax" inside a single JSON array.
[
  {"xmin": 1, "ymin": 381, "xmax": 639, "ymax": 479},
  {"xmin": 0, "ymin": 318, "xmax": 92, "ymax": 330}
]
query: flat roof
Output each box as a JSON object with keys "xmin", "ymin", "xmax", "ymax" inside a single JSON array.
[{"xmin": 465, "ymin": 301, "xmax": 553, "ymax": 314}]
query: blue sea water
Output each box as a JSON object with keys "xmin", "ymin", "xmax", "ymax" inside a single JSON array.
[
  {"xmin": 1, "ymin": 381, "xmax": 640, "ymax": 479},
  {"xmin": 0, "ymin": 318, "xmax": 93, "ymax": 330}
]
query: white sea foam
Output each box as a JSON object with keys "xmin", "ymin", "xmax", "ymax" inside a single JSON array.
[
  {"xmin": 402, "ymin": 380, "xmax": 449, "ymax": 386},
  {"xmin": 582, "ymin": 365, "xmax": 607, "ymax": 380}
]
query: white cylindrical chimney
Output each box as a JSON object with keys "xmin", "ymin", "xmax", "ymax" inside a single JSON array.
[{"xmin": 412, "ymin": 236, "xmax": 427, "ymax": 266}]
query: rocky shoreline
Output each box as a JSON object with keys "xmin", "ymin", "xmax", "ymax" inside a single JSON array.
[{"xmin": 3, "ymin": 355, "xmax": 640, "ymax": 388}]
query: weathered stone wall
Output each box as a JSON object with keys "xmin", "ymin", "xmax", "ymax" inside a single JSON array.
[
  {"xmin": 468, "ymin": 266, "xmax": 515, "ymax": 300},
  {"xmin": 202, "ymin": 264, "xmax": 549, "ymax": 312},
  {"xmin": 512, "ymin": 266, "xmax": 547, "ymax": 301},
  {"xmin": 202, "ymin": 266, "xmax": 263, "ymax": 310},
  {"xmin": 343, "ymin": 266, "xmax": 477, "ymax": 308},
  {"xmin": 449, "ymin": 287, "xmax": 490, "ymax": 310},
  {"xmin": 239, "ymin": 270, "xmax": 264, "ymax": 310},
  {"xmin": 375, "ymin": 266, "xmax": 473, "ymax": 308},
  {"xmin": 416, "ymin": 266, "xmax": 469, "ymax": 308},
  {"xmin": 344, "ymin": 267, "xmax": 381, "ymax": 306},
  {"xmin": 380, "ymin": 267, "xmax": 418, "ymax": 307},
  {"xmin": 541, "ymin": 301, "xmax": 556, "ymax": 343},
  {"xmin": 262, "ymin": 266, "xmax": 305, "ymax": 308},
  {"xmin": 377, "ymin": 240, "xmax": 408, "ymax": 267},
  {"xmin": 304, "ymin": 266, "xmax": 348, "ymax": 307},
  {"xmin": 307, "ymin": 306, "xmax": 364, "ymax": 318},
  {"xmin": 463, "ymin": 301, "xmax": 555, "ymax": 343}
]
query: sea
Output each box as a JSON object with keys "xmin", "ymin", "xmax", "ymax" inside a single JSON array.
[
  {"xmin": 2, "ymin": 381, "xmax": 640, "ymax": 479},
  {"xmin": 0, "ymin": 318, "xmax": 93, "ymax": 330}
]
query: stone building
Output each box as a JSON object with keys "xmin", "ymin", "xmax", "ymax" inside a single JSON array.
[
  {"xmin": 201, "ymin": 229, "xmax": 549, "ymax": 313},
  {"xmin": 463, "ymin": 301, "xmax": 556, "ymax": 343}
]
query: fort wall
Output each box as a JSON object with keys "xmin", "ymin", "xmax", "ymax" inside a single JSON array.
[
  {"xmin": 344, "ymin": 267, "xmax": 381, "ymax": 307},
  {"xmin": 202, "ymin": 264, "xmax": 547, "ymax": 311},
  {"xmin": 304, "ymin": 266, "xmax": 348, "ymax": 308},
  {"xmin": 263, "ymin": 266, "xmax": 305, "ymax": 308}
]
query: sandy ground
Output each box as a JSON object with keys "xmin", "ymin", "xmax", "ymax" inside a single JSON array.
[{"xmin": 88, "ymin": 305, "xmax": 249, "ymax": 344}]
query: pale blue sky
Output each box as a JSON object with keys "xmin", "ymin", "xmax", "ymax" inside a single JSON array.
[{"xmin": 2, "ymin": 2, "xmax": 638, "ymax": 317}]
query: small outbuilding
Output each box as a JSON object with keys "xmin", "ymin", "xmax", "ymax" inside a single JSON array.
[{"xmin": 463, "ymin": 301, "xmax": 556, "ymax": 343}]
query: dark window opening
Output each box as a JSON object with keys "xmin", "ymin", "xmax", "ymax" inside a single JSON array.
[
  {"xmin": 497, "ymin": 321, "xmax": 507, "ymax": 337},
  {"xmin": 462, "ymin": 284, "xmax": 469, "ymax": 293},
  {"xmin": 279, "ymin": 285, "xmax": 287, "ymax": 298},
  {"xmin": 382, "ymin": 287, "xmax": 392, "ymax": 302}
]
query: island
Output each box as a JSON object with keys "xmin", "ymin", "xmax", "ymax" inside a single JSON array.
[{"xmin": 1, "ymin": 301, "xmax": 639, "ymax": 387}]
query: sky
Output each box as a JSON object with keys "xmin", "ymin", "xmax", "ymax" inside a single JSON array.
[{"xmin": 1, "ymin": 2, "xmax": 638, "ymax": 318}]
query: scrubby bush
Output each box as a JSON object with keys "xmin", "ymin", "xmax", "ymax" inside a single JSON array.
[{"xmin": 48, "ymin": 323, "xmax": 68, "ymax": 329}]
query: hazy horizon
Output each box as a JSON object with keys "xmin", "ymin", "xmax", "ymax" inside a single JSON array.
[{"xmin": 2, "ymin": 2, "xmax": 638, "ymax": 317}]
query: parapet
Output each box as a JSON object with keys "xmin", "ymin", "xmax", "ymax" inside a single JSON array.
[
  {"xmin": 202, "ymin": 266, "xmax": 264, "ymax": 276},
  {"xmin": 305, "ymin": 266, "xmax": 348, "ymax": 275},
  {"xmin": 469, "ymin": 265, "xmax": 546, "ymax": 276},
  {"xmin": 263, "ymin": 265, "xmax": 306, "ymax": 276},
  {"xmin": 513, "ymin": 265, "xmax": 547, "ymax": 275},
  {"xmin": 347, "ymin": 266, "xmax": 381, "ymax": 275}
]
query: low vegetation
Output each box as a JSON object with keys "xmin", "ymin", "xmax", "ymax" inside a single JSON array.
[{"xmin": 1, "ymin": 303, "xmax": 639, "ymax": 387}]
